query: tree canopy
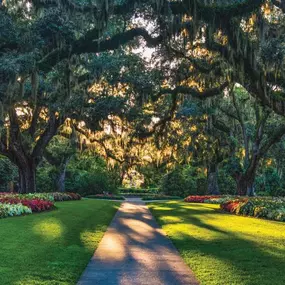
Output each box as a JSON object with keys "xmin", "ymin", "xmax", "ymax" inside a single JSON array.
[{"xmin": 0, "ymin": 0, "xmax": 285, "ymax": 195}]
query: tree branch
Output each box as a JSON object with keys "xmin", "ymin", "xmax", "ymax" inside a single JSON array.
[
  {"xmin": 38, "ymin": 28, "xmax": 163, "ymax": 71},
  {"xmin": 260, "ymin": 123, "xmax": 285, "ymax": 156},
  {"xmin": 169, "ymin": 0, "xmax": 265, "ymax": 19},
  {"xmin": 31, "ymin": 113, "xmax": 62, "ymax": 164},
  {"xmin": 167, "ymin": 46, "xmax": 222, "ymax": 74},
  {"xmin": 271, "ymin": 0, "xmax": 285, "ymax": 13},
  {"xmin": 157, "ymin": 81, "xmax": 228, "ymax": 100}
]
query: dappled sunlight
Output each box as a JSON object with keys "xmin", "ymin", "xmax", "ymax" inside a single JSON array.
[
  {"xmin": 142, "ymin": 213, "xmax": 153, "ymax": 220},
  {"xmin": 95, "ymin": 235, "xmax": 127, "ymax": 261},
  {"xmin": 80, "ymin": 230, "xmax": 106, "ymax": 252},
  {"xmin": 181, "ymin": 204, "xmax": 220, "ymax": 211},
  {"xmin": 160, "ymin": 216, "xmax": 183, "ymax": 223},
  {"xmin": 164, "ymin": 222, "xmax": 229, "ymax": 242},
  {"xmin": 33, "ymin": 218, "xmax": 64, "ymax": 240},
  {"xmin": 149, "ymin": 206, "xmax": 174, "ymax": 211},
  {"xmin": 127, "ymin": 229, "xmax": 155, "ymax": 241},
  {"xmin": 119, "ymin": 218, "xmax": 153, "ymax": 231},
  {"xmin": 79, "ymin": 201, "xmax": 199, "ymax": 284},
  {"xmin": 150, "ymin": 201, "xmax": 285, "ymax": 285}
]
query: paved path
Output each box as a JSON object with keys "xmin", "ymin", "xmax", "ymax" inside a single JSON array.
[{"xmin": 78, "ymin": 198, "xmax": 199, "ymax": 285}]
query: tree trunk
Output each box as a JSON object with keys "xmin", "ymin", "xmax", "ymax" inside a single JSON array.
[
  {"xmin": 55, "ymin": 159, "xmax": 70, "ymax": 192},
  {"xmin": 18, "ymin": 162, "xmax": 36, "ymax": 193},
  {"xmin": 8, "ymin": 181, "xmax": 14, "ymax": 192},
  {"xmin": 236, "ymin": 174, "xmax": 255, "ymax": 196},
  {"xmin": 207, "ymin": 164, "xmax": 220, "ymax": 195}
]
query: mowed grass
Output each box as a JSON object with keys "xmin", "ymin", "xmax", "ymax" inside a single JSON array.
[
  {"xmin": 0, "ymin": 199, "xmax": 120, "ymax": 285},
  {"xmin": 148, "ymin": 201, "xmax": 285, "ymax": 285}
]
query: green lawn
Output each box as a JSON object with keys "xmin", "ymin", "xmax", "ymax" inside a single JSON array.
[
  {"xmin": 0, "ymin": 199, "xmax": 120, "ymax": 285},
  {"xmin": 148, "ymin": 201, "xmax": 285, "ymax": 285}
]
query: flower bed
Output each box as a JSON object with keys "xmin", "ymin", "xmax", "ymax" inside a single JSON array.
[
  {"xmin": 51, "ymin": 192, "xmax": 81, "ymax": 201},
  {"xmin": 0, "ymin": 197, "xmax": 54, "ymax": 212},
  {"xmin": 184, "ymin": 195, "xmax": 285, "ymax": 222},
  {"xmin": 0, "ymin": 203, "xmax": 32, "ymax": 218},
  {"xmin": 204, "ymin": 196, "xmax": 235, "ymax": 204},
  {"xmin": 220, "ymin": 197, "xmax": 285, "ymax": 222},
  {"xmin": 0, "ymin": 193, "xmax": 54, "ymax": 202},
  {"xmin": 184, "ymin": 195, "xmax": 223, "ymax": 203},
  {"xmin": 0, "ymin": 192, "xmax": 81, "ymax": 219},
  {"xmin": 0, "ymin": 192, "xmax": 81, "ymax": 202}
]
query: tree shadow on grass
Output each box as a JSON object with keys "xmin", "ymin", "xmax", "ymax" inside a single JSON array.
[
  {"xmin": 151, "ymin": 202, "xmax": 285, "ymax": 285},
  {"xmin": 0, "ymin": 200, "xmax": 120, "ymax": 285}
]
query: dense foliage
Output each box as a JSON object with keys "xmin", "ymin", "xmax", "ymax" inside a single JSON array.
[
  {"xmin": 0, "ymin": 0, "xmax": 285, "ymax": 197},
  {"xmin": 160, "ymin": 165, "xmax": 207, "ymax": 197}
]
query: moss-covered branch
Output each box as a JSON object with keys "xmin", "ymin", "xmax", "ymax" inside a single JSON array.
[
  {"xmin": 38, "ymin": 28, "xmax": 163, "ymax": 71},
  {"xmin": 271, "ymin": 0, "xmax": 285, "ymax": 13},
  {"xmin": 157, "ymin": 81, "xmax": 229, "ymax": 99}
]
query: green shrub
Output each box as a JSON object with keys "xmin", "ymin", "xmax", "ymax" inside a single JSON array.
[
  {"xmin": 217, "ymin": 168, "xmax": 236, "ymax": 195},
  {"xmin": 36, "ymin": 164, "xmax": 57, "ymax": 192},
  {"xmin": 160, "ymin": 167, "xmax": 189, "ymax": 197},
  {"xmin": 37, "ymin": 153, "xmax": 118, "ymax": 195},
  {"xmin": 119, "ymin": 193, "xmax": 156, "ymax": 197},
  {"xmin": 86, "ymin": 195, "xmax": 125, "ymax": 200},
  {"xmin": 118, "ymin": 188, "xmax": 159, "ymax": 194},
  {"xmin": 160, "ymin": 165, "xmax": 207, "ymax": 197},
  {"xmin": 257, "ymin": 191, "xmax": 271, "ymax": 197},
  {"xmin": 0, "ymin": 156, "xmax": 18, "ymax": 192},
  {"xmin": 65, "ymin": 169, "xmax": 116, "ymax": 196},
  {"xmin": 274, "ymin": 188, "xmax": 285, "ymax": 197},
  {"xmin": 255, "ymin": 167, "xmax": 283, "ymax": 197},
  {"xmin": 142, "ymin": 195, "xmax": 182, "ymax": 201}
]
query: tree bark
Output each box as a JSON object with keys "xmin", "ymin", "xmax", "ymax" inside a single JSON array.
[
  {"xmin": 235, "ymin": 173, "xmax": 255, "ymax": 196},
  {"xmin": 207, "ymin": 163, "xmax": 220, "ymax": 195},
  {"xmin": 18, "ymin": 161, "xmax": 36, "ymax": 193},
  {"xmin": 55, "ymin": 158, "xmax": 70, "ymax": 192}
]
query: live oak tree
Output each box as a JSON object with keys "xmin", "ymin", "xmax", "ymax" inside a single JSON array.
[
  {"xmin": 44, "ymin": 132, "xmax": 77, "ymax": 193},
  {"xmin": 214, "ymin": 86, "xmax": 285, "ymax": 195},
  {"xmin": 1, "ymin": 0, "xmax": 285, "ymax": 194},
  {"xmin": 0, "ymin": 6, "xmax": 132, "ymax": 192}
]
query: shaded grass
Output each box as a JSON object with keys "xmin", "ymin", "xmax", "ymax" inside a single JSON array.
[
  {"xmin": 148, "ymin": 201, "xmax": 285, "ymax": 285},
  {"xmin": 0, "ymin": 199, "xmax": 120, "ymax": 285}
]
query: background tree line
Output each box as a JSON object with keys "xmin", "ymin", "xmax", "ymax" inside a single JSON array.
[{"xmin": 0, "ymin": 0, "xmax": 285, "ymax": 196}]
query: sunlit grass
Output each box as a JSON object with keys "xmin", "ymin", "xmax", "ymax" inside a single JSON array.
[
  {"xmin": 0, "ymin": 199, "xmax": 120, "ymax": 285},
  {"xmin": 148, "ymin": 201, "xmax": 285, "ymax": 285},
  {"xmin": 33, "ymin": 218, "xmax": 64, "ymax": 240}
]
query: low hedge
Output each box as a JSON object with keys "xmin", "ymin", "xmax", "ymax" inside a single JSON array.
[
  {"xmin": 142, "ymin": 195, "xmax": 182, "ymax": 201},
  {"xmin": 119, "ymin": 193, "xmax": 156, "ymax": 197},
  {"xmin": 86, "ymin": 194, "xmax": 125, "ymax": 200},
  {"xmin": 118, "ymin": 188, "xmax": 159, "ymax": 194}
]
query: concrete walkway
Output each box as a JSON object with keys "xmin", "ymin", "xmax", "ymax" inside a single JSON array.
[{"xmin": 78, "ymin": 198, "xmax": 199, "ymax": 285}]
